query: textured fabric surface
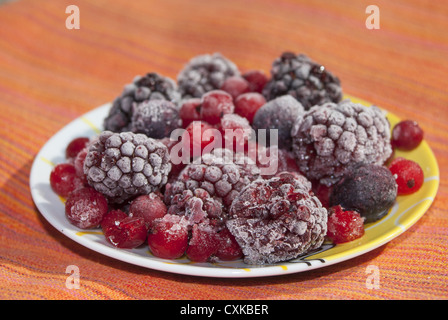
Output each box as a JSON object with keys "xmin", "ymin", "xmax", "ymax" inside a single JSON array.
[{"xmin": 0, "ymin": 0, "xmax": 447, "ymax": 300}]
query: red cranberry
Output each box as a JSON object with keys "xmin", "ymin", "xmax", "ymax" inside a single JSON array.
[
  {"xmin": 234, "ymin": 92, "xmax": 266, "ymax": 124},
  {"xmin": 186, "ymin": 222, "xmax": 220, "ymax": 262},
  {"xmin": 101, "ymin": 209, "xmax": 148, "ymax": 249},
  {"xmin": 179, "ymin": 98, "xmax": 202, "ymax": 128},
  {"xmin": 147, "ymin": 215, "xmax": 189, "ymax": 259},
  {"xmin": 242, "ymin": 70, "xmax": 269, "ymax": 93},
  {"xmin": 66, "ymin": 137, "xmax": 90, "ymax": 161},
  {"xmin": 220, "ymin": 76, "xmax": 250, "ymax": 100},
  {"xmin": 388, "ymin": 157, "xmax": 424, "ymax": 195},
  {"xmin": 326, "ymin": 205, "xmax": 365, "ymax": 244},
  {"xmin": 182, "ymin": 121, "xmax": 219, "ymax": 157},
  {"xmin": 129, "ymin": 193, "xmax": 167, "ymax": 228},
  {"xmin": 200, "ymin": 90, "xmax": 234, "ymax": 125},
  {"xmin": 50, "ymin": 163, "xmax": 84, "ymax": 198},
  {"xmin": 215, "ymin": 228, "xmax": 243, "ymax": 261},
  {"xmin": 391, "ymin": 120, "xmax": 424, "ymax": 150},
  {"xmin": 65, "ymin": 187, "xmax": 108, "ymax": 229}
]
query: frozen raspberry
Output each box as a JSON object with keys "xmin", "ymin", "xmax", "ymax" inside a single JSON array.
[
  {"xmin": 253, "ymin": 95, "xmax": 304, "ymax": 150},
  {"xmin": 242, "ymin": 70, "xmax": 269, "ymax": 94},
  {"xmin": 215, "ymin": 227, "xmax": 243, "ymax": 261},
  {"xmin": 101, "ymin": 209, "xmax": 148, "ymax": 249},
  {"xmin": 263, "ymin": 52, "xmax": 342, "ymax": 110},
  {"xmin": 165, "ymin": 148, "xmax": 260, "ymax": 208},
  {"xmin": 130, "ymin": 99, "xmax": 181, "ymax": 139},
  {"xmin": 391, "ymin": 120, "xmax": 424, "ymax": 150},
  {"xmin": 186, "ymin": 221, "xmax": 220, "ymax": 262},
  {"xmin": 388, "ymin": 157, "xmax": 424, "ymax": 195},
  {"xmin": 167, "ymin": 188, "xmax": 224, "ymax": 224},
  {"xmin": 326, "ymin": 205, "xmax": 365, "ymax": 244},
  {"xmin": 200, "ymin": 90, "xmax": 235, "ymax": 125},
  {"xmin": 226, "ymin": 172, "xmax": 327, "ymax": 265},
  {"xmin": 147, "ymin": 214, "xmax": 189, "ymax": 259},
  {"xmin": 179, "ymin": 98, "xmax": 202, "ymax": 128},
  {"xmin": 66, "ymin": 137, "xmax": 90, "ymax": 161},
  {"xmin": 220, "ymin": 76, "xmax": 250, "ymax": 100},
  {"xmin": 65, "ymin": 187, "xmax": 108, "ymax": 229},
  {"xmin": 291, "ymin": 100, "xmax": 393, "ymax": 186},
  {"xmin": 129, "ymin": 193, "xmax": 167, "ymax": 228},
  {"xmin": 83, "ymin": 131, "xmax": 171, "ymax": 204},
  {"xmin": 234, "ymin": 92, "xmax": 266, "ymax": 124},
  {"xmin": 177, "ymin": 53, "xmax": 240, "ymax": 99},
  {"xmin": 329, "ymin": 164, "xmax": 397, "ymax": 223},
  {"xmin": 50, "ymin": 163, "xmax": 84, "ymax": 198},
  {"xmin": 104, "ymin": 73, "xmax": 180, "ymax": 132}
]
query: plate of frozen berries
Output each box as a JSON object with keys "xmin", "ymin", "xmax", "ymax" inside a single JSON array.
[{"xmin": 30, "ymin": 52, "xmax": 439, "ymax": 278}]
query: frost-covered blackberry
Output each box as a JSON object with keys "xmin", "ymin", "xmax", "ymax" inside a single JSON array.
[
  {"xmin": 177, "ymin": 53, "xmax": 240, "ymax": 99},
  {"xmin": 84, "ymin": 131, "xmax": 171, "ymax": 204},
  {"xmin": 263, "ymin": 52, "xmax": 343, "ymax": 110},
  {"xmin": 252, "ymin": 95, "xmax": 304, "ymax": 150},
  {"xmin": 130, "ymin": 99, "xmax": 181, "ymax": 139},
  {"xmin": 291, "ymin": 100, "xmax": 393, "ymax": 186},
  {"xmin": 104, "ymin": 73, "xmax": 181, "ymax": 132},
  {"xmin": 226, "ymin": 172, "xmax": 327, "ymax": 265}
]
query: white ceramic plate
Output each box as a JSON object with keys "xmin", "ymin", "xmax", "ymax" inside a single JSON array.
[{"xmin": 30, "ymin": 99, "xmax": 440, "ymax": 278}]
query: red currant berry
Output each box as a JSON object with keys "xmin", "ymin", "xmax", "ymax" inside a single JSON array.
[
  {"xmin": 179, "ymin": 98, "xmax": 202, "ymax": 128},
  {"xmin": 234, "ymin": 92, "xmax": 266, "ymax": 124},
  {"xmin": 388, "ymin": 157, "xmax": 424, "ymax": 195},
  {"xmin": 186, "ymin": 222, "xmax": 220, "ymax": 262},
  {"xmin": 102, "ymin": 210, "xmax": 148, "ymax": 249},
  {"xmin": 50, "ymin": 163, "xmax": 84, "ymax": 198},
  {"xmin": 220, "ymin": 76, "xmax": 250, "ymax": 100},
  {"xmin": 66, "ymin": 137, "xmax": 90, "ymax": 160},
  {"xmin": 147, "ymin": 215, "xmax": 188, "ymax": 259},
  {"xmin": 65, "ymin": 187, "xmax": 108, "ymax": 229},
  {"xmin": 326, "ymin": 205, "xmax": 365, "ymax": 244},
  {"xmin": 391, "ymin": 120, "xmax": 424, "ymax": 150},
  {"xmin": 242, "ymin": 70, "xmax": 269, "ymax": 93},
  {"xmin": 129, "ymin": 193, "xmax": 167, "ymax": 228},
  {"xmin": 215, "ymin": 228, "xmax": 243, "ymax": 261},
  {"xmin": 200, "ymin": 90, "xmax": 234, "ymax": 125}
]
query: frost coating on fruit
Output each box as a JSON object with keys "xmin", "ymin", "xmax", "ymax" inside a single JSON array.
[
  {"xmin": 84, "ymin": 131, "xmax": 171, "ymax": 204},
  {"xmin": 226, "ymin": 172, "xmax": 327, "ymax": 265},
  {"xmin": 177, "ymin": 53, "xmax": 240, "ymax": 99},
  {"xmin": 263, "ymin": 52, "xmax": 343, "ymax": 110},
  {"xmin": 252, "ymin": 95, "xmax": 304, "ymax": 150},
  {"xmin": 291, "ymin": 100, "xmax": 392, "ymax": 185},
  {"xmin": 164, "ymin": 148, "xmax": 260, "ymax": 209},
  {"xmin": 104, "ymin": 73, "xmax": 180, "ymax": 132},
  {"xmin": 329, "ymin": 164, "xmax": 397, "ymax": 223},
  {"xmin": 130, "ymin": 99, "xmax": 181, "ymax": 139}
]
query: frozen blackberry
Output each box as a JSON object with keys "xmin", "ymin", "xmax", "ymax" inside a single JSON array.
[
  {"xmin": 291, "ymin": 100, "xmax": 393, "ymax": 186},
  {"xmin": 164, "ymin": 148, "xmax": 260, "ymax": 210},
  {"xmin": 177, "ymin": 53, "xmax": 240, "ymax": 99},
  {"xmin": 329, "ymin": 164, "xmax": 397, "ymax": 223},
  {"xmin": 130, "ymin": 99, "xmax": 181, "ymax": 139},
  {"xmin": 104, "ymin": 73, "xmax": 181, "ymax": 132},
  {"xmin": 226, "ymin": 172, "xmax": 327, "ymax": 265},
  {"xmin": 84, "ymin": 131, "xmax": 171, "ymax": 204},
  {"xmin": 252, "ymin": 95, "xmax": 304, "ymax": 150},
  {"xmin": 263, "ymin": 52, "xmax": 343, "ymax": 110}
]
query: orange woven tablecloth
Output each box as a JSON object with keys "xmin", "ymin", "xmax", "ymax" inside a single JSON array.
[{"xmin": 1, "ymin": 0, "xmax": 447, "ymax": 300}]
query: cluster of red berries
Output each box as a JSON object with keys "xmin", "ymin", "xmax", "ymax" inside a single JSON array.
[{"xmin": 48, "ymin": 52, "xmax": 429, "ymax": 261}]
